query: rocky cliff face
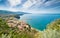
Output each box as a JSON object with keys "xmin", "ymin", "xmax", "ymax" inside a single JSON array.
[
  {"xmin": 6, "ymin": 17, "xmax": 31, "ymax": 31},
  {"xmin": 1, "ymin": 17, "xmax": 60, "ymax": 38},
  {"xmin": 0, "ymin": 17, "xmax": 38, "ymax": 38}
]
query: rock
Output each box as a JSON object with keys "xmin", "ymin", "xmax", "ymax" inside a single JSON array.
[{"xmin": 6, "ymin": 17, "xmax": 31, "ymax": 31}]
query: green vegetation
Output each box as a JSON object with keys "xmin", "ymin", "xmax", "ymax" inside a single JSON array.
[
  {"xmin": 0, "ymin": 18, "xmax": 37, "ymax": 38},
  {"xmin": 0, "ymin": 18, "xmax": 60, "ymax": 38},
  {"xmin": 47, "ymin": 19, "xmax": 60, "ymax": 31},
  {"xmin": 35, "ymin": 19, "xmax": 60, "ymax": 38}
]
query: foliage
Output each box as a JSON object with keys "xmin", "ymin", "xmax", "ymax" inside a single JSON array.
[
  {"xmin": 47, "ymin": 19, "xmax": 60, "ymax": 31},
  {"xmin": 1, "ymin": 18, "xmax": 60, "ymax": 38},
  {"xmin": 0, "ymin": 18, "xmax": 36, "ymax": 38},
  {"xmin": 35, "ymin": 19, "xmax": 60, "ymax": 38}
]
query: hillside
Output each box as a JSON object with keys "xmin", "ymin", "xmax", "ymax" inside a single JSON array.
[
  {"xmin": 0, "ymin": 15, "xmax": 60, "ymax": 38},
  {"xmin": 35, "ymin": 19, "xmax": 60, "ymax": 38},
  {"xmin": 0, "ymin": 10, "xmax": 27, "ymax": 15},
  {"xmin": 0, "ymin": 10, "xmax": 30, "ymax": 19},
  {"xmin": 0, "ymin": 17, "xmax": 38, "ymax": 38}
]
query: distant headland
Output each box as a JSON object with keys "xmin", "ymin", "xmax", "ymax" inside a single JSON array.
[{"xmin": 0, "ymin": 10, "xmax": 31, "ymax": 19}]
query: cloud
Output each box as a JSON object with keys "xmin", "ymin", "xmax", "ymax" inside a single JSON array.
[
  {"xmin": 0, "ymin": 0, "xmax": 60, "ymax": 14},
  {"xmin": 1, "ymin": 0, "xmax": 60, "ymax": 10},
  {"xmin": 7, "ymin": 0, "xmax": 22, "ymax": 7},
  {"xmin": 20, "ymin": 0, "xmax": 37, "ymax": 10}
]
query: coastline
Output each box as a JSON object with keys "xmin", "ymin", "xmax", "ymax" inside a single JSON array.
[{"xmin": 0, "ymin": 15, "xmax": 60, "ymax": 38}]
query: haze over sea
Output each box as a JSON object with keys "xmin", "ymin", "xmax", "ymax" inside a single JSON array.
[{"xmin": 20, "ymin": 14, "xmax": 60, "ymax": 30}]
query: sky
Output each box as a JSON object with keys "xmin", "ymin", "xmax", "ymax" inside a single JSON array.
[{"xmin": 0, "ymin": 0, "xmax": 60, "ymax": 14}]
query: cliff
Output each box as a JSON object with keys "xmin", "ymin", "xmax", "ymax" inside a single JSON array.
[
  {"xmin": 0, "ymin": 16, "xmax": 60, "ymax": 38},
  {"xmin": 0, "ymin": 17, "xmax": 38, "ymax": 38}
]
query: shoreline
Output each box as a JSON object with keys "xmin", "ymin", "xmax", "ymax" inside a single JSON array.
[{"xmin": 19, "ymin": 19, "xmax": 41, "ymax": 31}]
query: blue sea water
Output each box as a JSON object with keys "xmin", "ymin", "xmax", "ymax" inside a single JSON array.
[{"xmin": 20, "ymin": 14, "xmax": 60, "ymax": 30}]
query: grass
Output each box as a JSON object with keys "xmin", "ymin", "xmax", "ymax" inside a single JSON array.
[
  {"xmin": 35, "ymin": 19, "xmax": 60, "ymax": 38},
  {"xmin": 0, "ymin": 18, "xmax": 37, "ymax": 38},
  {"xmin": 0, "ymin": 18, "xmax": 60, "ymax": 38}
]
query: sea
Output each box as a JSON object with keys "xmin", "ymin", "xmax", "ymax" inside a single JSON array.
[{"xmin": 20, "ymin": 14, "xmax": 60, "ymax": 31}]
